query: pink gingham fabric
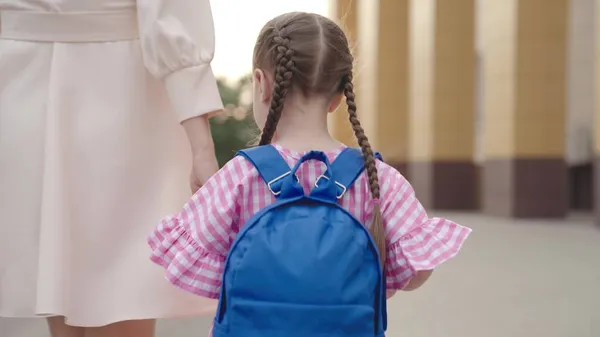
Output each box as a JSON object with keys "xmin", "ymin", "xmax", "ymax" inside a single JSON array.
[{"xmin": 148, "ymin": 144, "xmax": 472, "ymax": 299}]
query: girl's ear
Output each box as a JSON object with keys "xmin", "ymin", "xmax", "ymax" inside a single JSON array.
[
  {"xmin": 254, "ymin": 68, "xmax": 272, "ymax": 103},
  {"xmin": 327, "ymin": 93, "xmax": 344, "ymax": 113}
]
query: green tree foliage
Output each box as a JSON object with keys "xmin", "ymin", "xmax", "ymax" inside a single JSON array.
[{"xmin": 212, "ymin": 76, "xmax": 258, "ymax": 166}]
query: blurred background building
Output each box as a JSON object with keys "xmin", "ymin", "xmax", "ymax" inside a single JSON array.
[
  {"xmin": 4, "ymin": 2, "xmax": 599, "ymax": 335},
  {"xmin": 326, "ymin": 0, "xmax": 598, "ymax": 223},
  {"xmin": 211, "ymin": 0, "xmax": 598, "ymax": 225}
]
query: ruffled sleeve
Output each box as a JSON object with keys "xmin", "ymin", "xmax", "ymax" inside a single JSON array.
[
  {"xmin": 137, "ymin": 0, "xmax": 223, "ymax": 122},
  {"xmin": 378, "ymin": 165, "xmax": 472, "ymax": 290},
  {"xmin": 147, "ymin": 156, "xmax": 249, "ymax": 298}
]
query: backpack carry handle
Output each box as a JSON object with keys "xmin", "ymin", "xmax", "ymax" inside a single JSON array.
[
  {"xmin": 287, "ymin": 151, "xmax": 340, "ymax": 203},
  {"xmin": 289, "ymin": 151, "xmax": 332, "ymax": 175}
]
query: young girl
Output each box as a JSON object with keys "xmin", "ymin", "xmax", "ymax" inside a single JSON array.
[{"xmin": 148, "ymin": 11, "xmax": 471, "ymax": 333}]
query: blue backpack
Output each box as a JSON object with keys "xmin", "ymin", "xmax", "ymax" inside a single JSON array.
[{"xmin": 211, "ymin": 145, "xmax": 387, "ymax": 337}]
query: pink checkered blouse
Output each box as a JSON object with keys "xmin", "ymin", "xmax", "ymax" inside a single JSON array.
[{"xmin": 148, "ymin": 144, "xmax": 471, "ymax": 299}]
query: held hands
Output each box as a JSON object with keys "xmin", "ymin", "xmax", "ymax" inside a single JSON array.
[
  {"xmin": 190, "ymin": 153, "xmax": 219, "ymax": 193},
  {"xmin": 181, "ymin": 114, "xmax": 220, "ymax": 193}
]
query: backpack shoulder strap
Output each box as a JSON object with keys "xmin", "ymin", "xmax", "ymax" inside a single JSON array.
[
  {"xmin": 330, "ymin": 148, "xmax": 383, "ymax": 197},
  {"xmin": 236, "ymin": 145, "xmax": 291, "ymax": 196}
]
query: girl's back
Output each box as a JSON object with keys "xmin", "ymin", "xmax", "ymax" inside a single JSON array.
[
  {"xmin": 148, "ymin": 11, "xmax": 471, "ymax": 336},
  {"xmin": 149, "ymin": 143, "xmax": 470, "ymax": 298}
]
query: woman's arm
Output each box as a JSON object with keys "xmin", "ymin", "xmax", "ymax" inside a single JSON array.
[
  {"xmin": 137, "ymin": 0, "xmax": 223, "ymax": 186},
  {"xmin": 137, "ymin": 0, "xmax": 223, "ymax": 121},
  {"xmin": 182, "ymin": 114, "xmax": 216, "ymax": 158},
  {"xmin": 183, "ymin": 115, "xmax": 219, "ymax": 191}
]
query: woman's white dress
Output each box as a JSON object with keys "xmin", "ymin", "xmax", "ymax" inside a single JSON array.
[{"xmin": 0, "ymin": 0, "xmax": 222, "ymax": 326}]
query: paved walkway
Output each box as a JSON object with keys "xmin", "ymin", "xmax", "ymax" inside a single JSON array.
[{"xmin": 2, "ymin": 213, "xmax": 599, "ymax": 337}]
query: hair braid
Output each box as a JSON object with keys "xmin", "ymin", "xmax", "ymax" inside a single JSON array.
[
  {"xmin": 258, "ymin": 32, "xmax": 296, "ymax": 145},
  {"xmin": 343, "ymin": 73, "xmax": 386, "ymax": 267}
]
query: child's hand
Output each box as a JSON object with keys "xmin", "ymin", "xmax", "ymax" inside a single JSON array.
[
  {"xmin": 402, "ymin": 270, "xmax": 434, "ymax": 291},
  {"xmin": 181, "ymin": 114, "xmax": 219, "ymax": 193},
  {"xmin": 190, "ymin": 154, "xmax": 219, "ymax": 193}
]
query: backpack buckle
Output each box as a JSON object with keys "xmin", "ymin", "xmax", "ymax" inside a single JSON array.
[
  {"xmin": 267, "ymin": 171, "xmax": 299, "ymax": 196},
  {"xmin": 314, "ymin": 175, "xmax": 347, "ymax": 199}
]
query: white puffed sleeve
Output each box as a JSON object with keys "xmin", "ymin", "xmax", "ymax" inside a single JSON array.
[{"xmin": 137, "ymin": 0, "xmax": 223, "ymax": 122}]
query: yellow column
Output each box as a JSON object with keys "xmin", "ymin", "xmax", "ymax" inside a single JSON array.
[
  {"xmin": 355, "ymin": 0, "xmax": 410, "ymax": 174},
  {"xmin": 409, "ymin": 0, "xmax": 477, "ymax": 210},
  {"xmin": 481, "ymin": 0, "xmax": 569, "ymax": 218},
  {"xmin": 328, "ymin": 0, "xmax": 358, "ymax": 146}
]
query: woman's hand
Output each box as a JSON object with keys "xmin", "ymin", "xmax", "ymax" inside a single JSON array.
[
  {"xmin": 190, "ymin": 153, "xmax": 219, "ymax": 193},
  {"xmin": 181, "ymin": 114, "xmax": 220, "ymax": 193}
]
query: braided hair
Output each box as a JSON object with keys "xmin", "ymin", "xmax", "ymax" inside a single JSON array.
[
  {"xmin": 258, "ymin": 33, "xmax": 296, "ymax": 145},
  {"xmin": 253, "ymin": 12, "xmax": 386, "ymax": 266},
  {"xmin": 342, "ymin": 73, "xmax": 385, "ymax": 266}
]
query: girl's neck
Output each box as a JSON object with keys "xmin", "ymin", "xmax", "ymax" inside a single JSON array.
[{"xmin": 272, "ymin": 97, "xmax": 343, "ymax": 153}]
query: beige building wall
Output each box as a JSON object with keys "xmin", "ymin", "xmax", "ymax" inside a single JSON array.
[
  {"xmin": 432, "ymin": 0, "xmax": 476, "ymax": 162},
  {"xmin": 330, "ymin": 0, "xmax": 411, "ymax": 174},
  {"xmin": 595, "ymin": 0, "xmax": 600, "ymax": 223},
  {"xmin": 328, "ymin": 0, "xmax": 358, "ymax": 146},
  {"xmin": 409, "ymin": 0, "xmax": 435, "ymax": 162},
  {"xmin": 355, "ymin": 0, "xmax": 410, "ymax": 172},
  {"xmin": 409, "ymin": 0, "xmax": 477, "ymax": 210},
  {"xmin": 330, "ymin": 0, "xmax": 593, "ymax": 219},
  {"xmin": 513, "ymin": 0, "xmax": 568, "ymax": 158},
  {"xmin": 480, "ymin": 0, "xmax": 569, "ymax": 218},
  {"xmin": 567, "ymin": 0, "xmax": 596, "ymax": 166},
  {"xmin": 480, "ymin": 0, "xmax": 518, "ymax": 159}
]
